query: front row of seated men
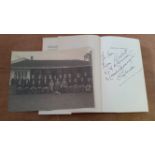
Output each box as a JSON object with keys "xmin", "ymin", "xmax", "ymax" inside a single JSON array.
[{"xmin": 11, "ymin": 75, "xmax": 93, "ymax": 94}]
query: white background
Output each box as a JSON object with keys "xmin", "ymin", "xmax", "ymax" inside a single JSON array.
[
  {"xmin": 0, "ymin": 0, "xmax": 154, "ymax": 34},
  {"xmin": 0, "ymin": 0, "xmax": 155, "ymax": 155},
  {"xmin": 0, "ymin": 122, "xmax": 154, "ymax": 155}
]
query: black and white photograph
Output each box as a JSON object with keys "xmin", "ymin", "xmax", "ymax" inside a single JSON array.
[{"xmin": 8, "ymin": 48, "xmax": 95, "ymax": 112}]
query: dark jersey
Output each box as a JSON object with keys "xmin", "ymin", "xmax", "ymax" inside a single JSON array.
[
  {"xmin": 68, "ymin": 78, "xmax": 73, "ymax": 86},
  {"xmin": 17, "ymin": 79, "xmax": 23, "ymax": 87},
  {"xmin": 37, "ymin": 80, "xmax": 42, "ymax": 87},
  {"xmin": 73, "ymin": 78, "xmax": 78, "ymax": 85},
  {"xmin": 11, "ymin": 79, "xmax": 18, "ymax": 86},
  {"xmin": 25, "ymin": 79, "xmax": 30, "ymax": 87},
  {"xmin": 80, "ymin": 77, "xmax": 84, "ymax": 85},
  {"xmin": 76, "ymin": 77, "xmax": 81, "ymax": 85},
  {"xmin": 30, "ymin": 79, "xmax": 37, "ymax": 87},
  {"xmin": 22, "ymin": 79, "xmax": 26, "ymax": 88},
  {"xmin": 42, "ymin": 79, "xmax": 49, "ymax": 87}
]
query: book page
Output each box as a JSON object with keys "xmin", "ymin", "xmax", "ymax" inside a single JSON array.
[
  {"xmin": 39, "ymin": 35, "xmax": 102, "ymax": 114},
  {"xmin": 101, "ymin": 36, "xmax": 148, "ymax": 112}
]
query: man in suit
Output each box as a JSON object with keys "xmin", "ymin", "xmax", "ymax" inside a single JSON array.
[
  {"xmin": 10, "ymin": 77, "xmax": 18, "ymax": 94},
  {"xmin": 80, "ymin": 76, "xmax": 85, "ymax": 92},
  {"xmin": 85, "ymin": 77, "xmax": 92, "ymax": 93},
  {"xmin": 67, "ymin": 73, "xmax": 73, "ymax": 93},
  {"xmin": 16, "ymin": 78, "xmax": 23, "ymax": 94},
  {"xmin": 49, "ymin": 78, "xmax": 54, "ymax": 93},
  {"xmin": 42, "ymin": 76, "xmax": 49, "ymax": 93},
  {"xmin": 37, "ymin": 78, "xmax": 42, "ymax": 93},
  {"xmin": 25, "ymin": 78, "xmax": 30, "ymax": 94},
  {"xmin": 30, "ymin": 77, "xmax": 37, "ymax": 94},
  {"xmin": 73, "ymin": 77, "xmax": 78, "ymax": 93},
  {"xmin": 60, "ymin": 78, "xmax": 68, "ymax": 93},
  {"xmin": 55, "ymin": 78, "xmax": 61, "ymax": 95}
]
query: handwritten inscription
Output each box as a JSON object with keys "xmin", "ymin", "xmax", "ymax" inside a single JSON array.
[{"xmin": 102, "ymin": 47, "xmax": 137, "ymax": 82}]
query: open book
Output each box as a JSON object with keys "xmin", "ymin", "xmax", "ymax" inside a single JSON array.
[{"xmin": 9, "ymin": 35, "xmax": 148, "ymax": 114}]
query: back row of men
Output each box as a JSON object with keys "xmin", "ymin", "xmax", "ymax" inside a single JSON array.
[{"xmin": 11, "ymin": 72, "xmax": 93, "ymax": 94}]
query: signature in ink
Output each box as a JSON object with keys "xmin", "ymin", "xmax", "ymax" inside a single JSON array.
[{"xmin": 102, "ymin": 47, "xmax": 136, "ymax": 82}]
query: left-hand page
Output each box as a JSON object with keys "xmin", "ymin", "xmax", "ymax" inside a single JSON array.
[{"xmin": 40, "ymin": 35, "xmax": 102, "ymax": 114}]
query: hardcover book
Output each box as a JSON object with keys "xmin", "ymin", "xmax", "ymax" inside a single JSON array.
[{"xmin": 9, "ymin": 35, "xmax": 148, "ymax": 114}]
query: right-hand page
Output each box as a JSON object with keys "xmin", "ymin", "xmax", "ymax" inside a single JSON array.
[{"xmin": 101, "ymin": 36, "xmax": 148, "ymax": 112}]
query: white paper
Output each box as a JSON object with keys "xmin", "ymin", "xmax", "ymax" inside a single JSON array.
[
  {"xmin": 101, "ymin": 36, "xmax": 148, "ymax": 112},
  {"xmin": 43, "ymin": 37, "xmax": 59, "ymax": 51}
]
